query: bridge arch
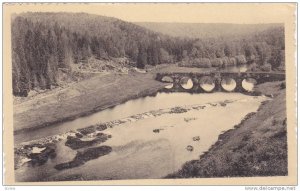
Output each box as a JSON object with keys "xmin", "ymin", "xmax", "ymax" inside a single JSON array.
[
  {"xmin": 180, "ymin": 76, "xmax": 194, "ymax": 90},
  {"xmin": 242, "ymin": 78, "xmax": 257, "ymax": 92},
  {"xmin": 199, "ymin": 76, "xmax": 215, "ymax": 92},
  {"xmin": 221, "ymin": 77, "xmax": 237, "ymax": 92},
  {"xmin": 161, "ymin": 76, "xmax": 174, "ymax": 89}
]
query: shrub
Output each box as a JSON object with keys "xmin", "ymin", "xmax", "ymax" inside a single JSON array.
[
  {"xmin": 247, "ymin": 63, "xmax": 258, "ymax": 72},
  {"xmin": 191, "ymin": 58, "xmax": 212, "ymax": 68},
  {"xmin": 211, "ymin": 58, "xmax": 223, "ymax": 67},
  {"xmin": 260, "ymin": 63, "xmax": 272, "ymax": 72},
  {"xmin": 247, "ymin": 55, "xmax": 256, "ymax": 62},
  {"xmin": 221, "ymin": 57, "xmax": 230, "ymax": 67},
  {"xmin": 280, "ymin": 82, "xmax": 286, "ymax": 89},
  {"xmin": 235, "ymin": 55, "xmax": 247, "ymax": 65},
  {"xmin": 229, "ymin": 57, "xmax": 237, "ymax": 66}
]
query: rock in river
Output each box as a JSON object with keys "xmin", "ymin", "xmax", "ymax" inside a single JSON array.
[
  {"xmin": 54, "ymin": 146, "xmax": 112, "ymax": 170},
  {"xmin": 170, "ymin": 107, "xmax": 188, "ymax": 114},
  {"xmin": 186, "ymin": 145, "xmax": 194, "ymax": 152},
  {"xmin": 192, "ymin": 136, "xmax": 200, "ymax": 141},
  {"xmin": 65, "ymin": 133, "xmax": 111, "ymax": 150},
  {"xmin": 153, "ymin": 128, "xmax": 164, "ymax": 133},
  {"xmin": 220, "ymin": 102, "xmax": 227, "ymax": 107},
  {"xmin": 77, "ymin": 126, "xmax": 96, "ymax": 135},
  {"xmin": 28, "ymin": 144, "xmax": 57, "ymax": 166}
]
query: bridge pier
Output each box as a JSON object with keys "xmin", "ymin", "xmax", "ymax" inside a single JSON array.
[
  {"xmin": 214, "ymin": 73, "xmax": 222, "ymax": 92},
  {"xmin": 172, "ymin": 76, "xmax": 181, "ymax": 92},
  {"xmin": 191, "ymin": 78, "xmax": 200, "ymax": 92},
  {"xmin": 235, "ymin": 78, "xmax": 243, "ymax": 93}
]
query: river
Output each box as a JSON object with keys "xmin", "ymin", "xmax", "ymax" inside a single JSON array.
[{"xmin": 15, "ymin": 91, "xmax": 268, "ymax": 181}]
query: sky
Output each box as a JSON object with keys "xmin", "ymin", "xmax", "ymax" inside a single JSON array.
[{"xmin": 4, "ymin": 3, "xmax": 295, "ymax": 24}]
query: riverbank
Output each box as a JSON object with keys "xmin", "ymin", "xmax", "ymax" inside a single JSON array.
[
  {"xmin": 13, "ymin": 65, "xmax": 216, "ymax": 133},
  {"xmin": 166, "ymin": 81, "xmax": 287, "ymax": 178},
  {"xmin": 13, "ymin": 72, "xmax": 166, "ymax": 133}
]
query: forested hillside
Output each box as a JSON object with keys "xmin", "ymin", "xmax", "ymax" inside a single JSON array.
[
  {"xmin": 136, "ymin": 22, "xmax": 283, "ymax": 39},
  {"xmin": 11, "ymin": 12, "xmax": 285, "ymax": 96}
]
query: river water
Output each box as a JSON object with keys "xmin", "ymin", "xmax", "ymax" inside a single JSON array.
[{"xmin": 15, "ymin": 92, "xmax": 268, "ymax": 181}]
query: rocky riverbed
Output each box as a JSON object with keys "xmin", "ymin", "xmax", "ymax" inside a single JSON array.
[{"xmin": 14, "ymin": 97, "xmax": 251, "ymax": 171}]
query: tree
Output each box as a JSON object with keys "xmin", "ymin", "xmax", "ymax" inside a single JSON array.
[
  {"xmin": 224, "ymin": 43, "xmax": 232, "ymax": 57},
  {"xmin": 191, "ymin": 58, "xmax": 211, "ymax": 68},
  {"xmin": 243, "ymin": 43, "xmax": 257, "ymax": 62},
  {"xmin": 79, "ymin": 35, "xmax": 91, "ymax": 63},
  {"xmin": 159, "ymin": 48, "xmax": 171, "ymax": 63},
  {"xmin": 254, "ymin": 42, "xmax": 270, "ymax": 66},
  {"xmin": 147, "ymin": 43, "xmax": 160, "ymax": 66},
  {"xmin": 235, "ymin": 55, "xmax": 247, "ymax": 65},
  {"xmin": 137, "ymin": 46, "xmax": 147, "ymax": 69},
  {"xmin": 269, "ymin": 48, "xmax": 283, "ymax": 69}
]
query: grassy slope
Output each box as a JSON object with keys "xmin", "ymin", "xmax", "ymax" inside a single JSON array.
[
  {"xmin": 167, "ymin": 81, "xmax": 287, "ymax": 178},
  {"xmin": 13, "ymin": 72, "xmax": 165, "ymax": 132}
]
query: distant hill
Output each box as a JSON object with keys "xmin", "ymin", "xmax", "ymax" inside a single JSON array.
[
  {"xmin": 135, "ymin": 22, "xmax": 284, "ymax": 39},
  {"xmin": 16, "ymin": 12, "xmax": 158, "ymax": 39}
]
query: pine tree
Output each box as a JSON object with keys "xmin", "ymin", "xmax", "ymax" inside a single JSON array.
[{"xmin": 137, "ymin": 46, "xmax": 147, "ymax": 69}]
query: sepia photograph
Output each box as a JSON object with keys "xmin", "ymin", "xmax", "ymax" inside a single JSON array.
[{"xmin": 2, "ymin": 2, "xmax": 297, "ymax": 187}]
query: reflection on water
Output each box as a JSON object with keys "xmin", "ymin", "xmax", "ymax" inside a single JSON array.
[
  {"xmin": 15, "ymin": 92, "xmax": 268, "ymax": 181},
  {"xmin": 200, "ymin": 83, "xmax": 215, "ymax": 92},
  {"xmin": 239, "ymin": 65, "xmax": 248, "ymax": 72},
  {"xmin": 221, "ymin": 64, "xmax": 248, "ymax": 72},
  {"xmin": 165, "ymin": 84, "xmax": 173, "ymax": 89}
]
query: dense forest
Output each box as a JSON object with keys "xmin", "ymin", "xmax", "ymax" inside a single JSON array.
[
  {"xmin": 11, "ymin": 12, "xmax": 285, "ymax": 96},
  {"xmin": 136, "ymin": 22, "xmax": 284, "ymax": 39}
]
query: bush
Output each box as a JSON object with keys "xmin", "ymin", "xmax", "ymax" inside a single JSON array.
[
  {"xmin": 159, "ymin": 48, "xmax": 172, "ymax": 63},
  {"xmin": 211, "ymin": 58, "xmax": 223, "ymax": 67},
  {"xmin": 280, "ymin": 82, "xmax": 286, "ymax": 89},
  {"xmin": 260, "ymin": 63, "xmax": 272, "ymax": 72},
  {"xmin": 247, "ymin": 55, "xmax": 256, "ymax": 63},
  {"xmin": 247, "ymin": 63, "xmax": 259, "ymax": 72},
  {"xmin": 191, "ymin": 58, "xmax": 212, "ymax": 68},
  {"xmin": 229, "ymin": 57, "xmax": 237, "ymax": 66},
  {"xmin": 221, "ymin": 57, "xmax": 230, "ymax": 67},
  {"xmin": 235, "ymin": 55, "xmax": 247, "ymax": 65}
]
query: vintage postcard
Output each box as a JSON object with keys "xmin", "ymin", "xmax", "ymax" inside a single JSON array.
[{"xmin": 2, "ymin": 2, "xmax": 297, "ymax": 186}]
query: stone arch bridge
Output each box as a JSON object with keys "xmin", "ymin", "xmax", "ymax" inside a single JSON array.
[{"xmin": 155, "ymin": 71, "xmax": 285, "ymax": 93}]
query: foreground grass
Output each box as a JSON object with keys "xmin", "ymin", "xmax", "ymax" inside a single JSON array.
[
  {"xmin": 13, "ymin": 72, "xmax": 165, "ymax": 132},
  {"xmin": 167, "ymin": 81, "xmax": 287, "ymax": 178}
]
